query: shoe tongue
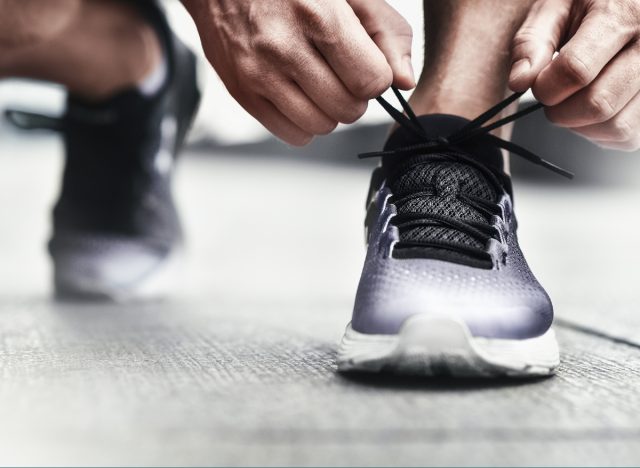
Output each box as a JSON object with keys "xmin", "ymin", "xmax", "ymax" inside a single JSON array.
[{"xmin": 383, "ymin": 114, "xmax": 504, "ymax": 172}]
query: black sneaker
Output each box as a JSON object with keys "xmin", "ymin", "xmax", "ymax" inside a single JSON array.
[
  {"xmin": 5, "ymin": 1, "xmax": 201, "ymax": 300},
  {"xmin": 337, "ymin": 89, "xmax": 572, "ymax": 377}
]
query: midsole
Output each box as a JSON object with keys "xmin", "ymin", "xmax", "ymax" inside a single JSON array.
[
  {"xmin": 54, "ymin": 247, "xmax": 184, "ymax": 300},
  {"xmin": 339, "ymin": 316, "xmax": 560, "ymax": 369}
]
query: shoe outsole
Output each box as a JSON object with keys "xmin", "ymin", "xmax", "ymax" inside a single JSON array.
[
  {"xmin": 337, "ymin": 316, "xmax": 559, "ymax": 377},
  {"xmin": 54, "ymin": 249, "xmax": 184, "ymax": 303}
]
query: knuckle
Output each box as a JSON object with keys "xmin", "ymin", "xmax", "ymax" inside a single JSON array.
[
  {"xmin": 374, "ymin": 1, "xmax": 413, "ymax": 37},
  {"xmin": 513, "ymin": 29, "xmax": 555, "ymax": 57},
  {"xmin": 282, "ymin": 53, "xmax": 314, "ymax": 82},
  {"xmin": 239, "ymin": 62, "xmax": 272, "ymax": 91},
  {"xmin": 301, "ymin": 115, "xmax": 336, "ymax": 135},
  {"xmin": 297, "ymin": 1, "xmax": 333, "ymax": 34},
  {"xmin": 236, "ymin": 58, "xmax": 258, "ymax": 79},
  {"xmin": 310, "ymin": 30, "xmax": 340, "ymax": 51},
  {"xmin": 253, "ymin": 33, "xmax": 296, "ymax": 64},
  {"xmin": 304, "ymin": 116, "xmax": 337, "ymax": 135},
  {"xmin": 512, "ymin": 28, "xmax": 539, "ymax": 47},
  {"xmin": 270, "ymin": 38, "xmax": 294, "ymax": 61},
  {"xmin": 394, "ymin": 16, "xmax": 413, "ymax": 38},
  {"xmin": 559, "ymin": 52, "xmax": 593, "ymax": 86},
  {"xmin": 288, "ymin": 133, "xmax": 314, "ymax": 147},
  {"xmin": 610, "ymin": 116, "xmax": 633, "ymax": 140},
  {"xmin": 597, "ymin": 0, "xmax": 639, "ymax": 33},
  {"xmin": 316, "ymin": 120, "xmax": 338, "ymax": 135},
  {"xmin": 225, "ymin": 71, "xmax": 255, "ymax": 103},
  {"xmin": 585, "ymin": 90, "xmax": 616, "ymax": 121},
  {"xmin": 352, "ymin": 71, "xmax": 392, "ymax": 99},
  {"xmin": 340, "ymin": 101, "xmax": 368, "ymax": 124}
]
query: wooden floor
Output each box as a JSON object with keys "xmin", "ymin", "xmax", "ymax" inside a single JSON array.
[{"xmin": 0, "ymin": 132, "xmax": 639, "ymax": 466}]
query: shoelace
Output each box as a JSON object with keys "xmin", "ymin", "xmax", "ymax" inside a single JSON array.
[
  {"xmin": 360, "ymin": 87, "xmax": 573, "ymax": 178},
  {"xmin": 360, "ymin": 87, "xmax": 573, "ymax": 263}
]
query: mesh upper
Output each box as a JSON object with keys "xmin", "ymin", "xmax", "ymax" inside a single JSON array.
[{"xmin": 388, "ymin": 158, "xmax": 497, "ymax": 249}]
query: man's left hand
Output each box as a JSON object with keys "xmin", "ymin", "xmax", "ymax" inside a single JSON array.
[{"xmin": 509, "ymin": 0, "xmax": 640, "ymax": 151}]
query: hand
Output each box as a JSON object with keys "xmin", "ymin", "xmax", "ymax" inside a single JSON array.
[
  {"xmin": 509, "ymin": 0, "xmax": 640, "ymax": 150},
  {"xmin": 182, "ymin": 0, "xmax": 414, "ymax": 146}
]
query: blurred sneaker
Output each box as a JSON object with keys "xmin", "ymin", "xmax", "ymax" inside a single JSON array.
[
  {"xmin": 337, "ymin": 89, "xmax": 571, "ymax": 377},
  {"xmin": 6, "ymin": 2, "xmax": 201, "ymax": 300}
]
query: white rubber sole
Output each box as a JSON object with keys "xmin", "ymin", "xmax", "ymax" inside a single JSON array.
[
  {"xmin": 55, "ymin": 249, "xmax": 184, "ymax": 303},
  {"xmin": 127, "ymin": 248, "xmax": 184, "ymax": 302},
  {"xmin": 337, "ymin": 316, "xmax": 560, "ymax": 377}
]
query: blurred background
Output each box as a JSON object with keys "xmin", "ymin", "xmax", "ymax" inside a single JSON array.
[
  {"xmin": 1, "ymin": 0, "xmax": 639, "ymax": 183},
  {"xmin": 1, "ymin": 1, "xmax": 640, "ymax": 466}
]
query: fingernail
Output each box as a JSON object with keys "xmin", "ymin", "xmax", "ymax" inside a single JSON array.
[
  {"xmin": 509, "ymin": 58, "xmax": 530, "ymax": 82},
  {"xmin": 402, "ymin": 56, "xmax": 416, "ymax": 86}
]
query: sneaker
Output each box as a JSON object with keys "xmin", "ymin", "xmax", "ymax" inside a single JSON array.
[
  {"xmin": 337, "ymin": 89, "xmax": 571, "ymax": 377},
  {"xmin": 5, "ymin": 1, "xmax": 201, "ymax": 300}
]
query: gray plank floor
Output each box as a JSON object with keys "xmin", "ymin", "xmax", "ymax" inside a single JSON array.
[{"xmin": 0, "ymin": 133, "xmax": 639, "ymax": 466}]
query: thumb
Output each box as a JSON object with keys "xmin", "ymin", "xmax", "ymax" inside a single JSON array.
[
  {"xmin": 348, "ymin": 0, "xmax": 415, "ymax": 90},
  {"xmin": 509, "ymin": 0, "xmax": 570, "ymax": 92}
]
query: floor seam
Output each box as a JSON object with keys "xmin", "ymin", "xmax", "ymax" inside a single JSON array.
[{"xmin": 555, "ymin": 317, "xmax": 640, "ymax": 350}]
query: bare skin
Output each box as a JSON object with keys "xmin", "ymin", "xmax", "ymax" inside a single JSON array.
[
  {"xmin": 0, "ymin": 0, "xmax": 81, "ymax": 47},
  {"xmin": 181, "ymin": 0, "xmax": 415, "ymax": 146},
  {"xmin": 1, "ymin": 0, "xmax": 639, "ymax": 151},
  {"xmin": 510, "ymin": 0, "xmax": 640, "ymax": 151},
  {"xmin": 0, "ymin": 0, "xmax": 161, "ymax": 100},
  {"xmin": 410, "ymin": 0, "xmax": 536, "ymax": 125}
]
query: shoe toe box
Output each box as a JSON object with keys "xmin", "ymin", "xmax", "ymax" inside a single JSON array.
[{"xmin": 352, "ymin": 255, "xmax": 553, "ymax": 340}]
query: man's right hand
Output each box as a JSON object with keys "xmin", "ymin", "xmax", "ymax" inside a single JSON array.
[{"xmin": 182, "ymin": 0, "xmax": 414, "ymax": 145}]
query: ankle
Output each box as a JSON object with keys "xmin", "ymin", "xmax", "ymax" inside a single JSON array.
[
  {"xmin": 399, "ymin": 82, "xmax": 515, "ymax": 173},
  {"xmin": 69, "ymin": 1, "xmax": 164, "ymax": 100},
  {"xmin": 407, "ymin": 81, "xmax": 515, "ymax": 141},
  {"xmin": 0, "ymin": 0, "xmax": 164, "ymax": 101}
]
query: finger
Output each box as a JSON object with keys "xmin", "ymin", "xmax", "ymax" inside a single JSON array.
[
  {"xmin": 348, "ymin": 0, "xmax": 415, "ymax": 90},
  {"xmin": 307, "ymin": 2, "xmax": 392, "ymax": 99},
  {"xmin": 288, "ymin": 46, "xmax": 369, "ymax": 124},
  {"xmin": 545, "ymin": 43, "xmax": 640, "ymax": 127},
  {"xmin": 509, "ymin": 0, "xmax": 570, "ymax": 92},
  {"xmin": 533, "ymin": 15, "xmax": 635, "ymax": 105},
  {"xmin": 263, "ymin": 79, "xmax": 338, "ymax": 136},
  {"xmin": 239, "ymin": 94, "xmax": 313, "ymax": 146},
  {"xmin": 569, "ymin": 89, "xmax": 640, "ymax": 144}
]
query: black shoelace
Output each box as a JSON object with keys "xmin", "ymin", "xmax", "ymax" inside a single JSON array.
[{"xmin": 360, "ymin": 87, "xmax": 573, "ymax": 263}]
